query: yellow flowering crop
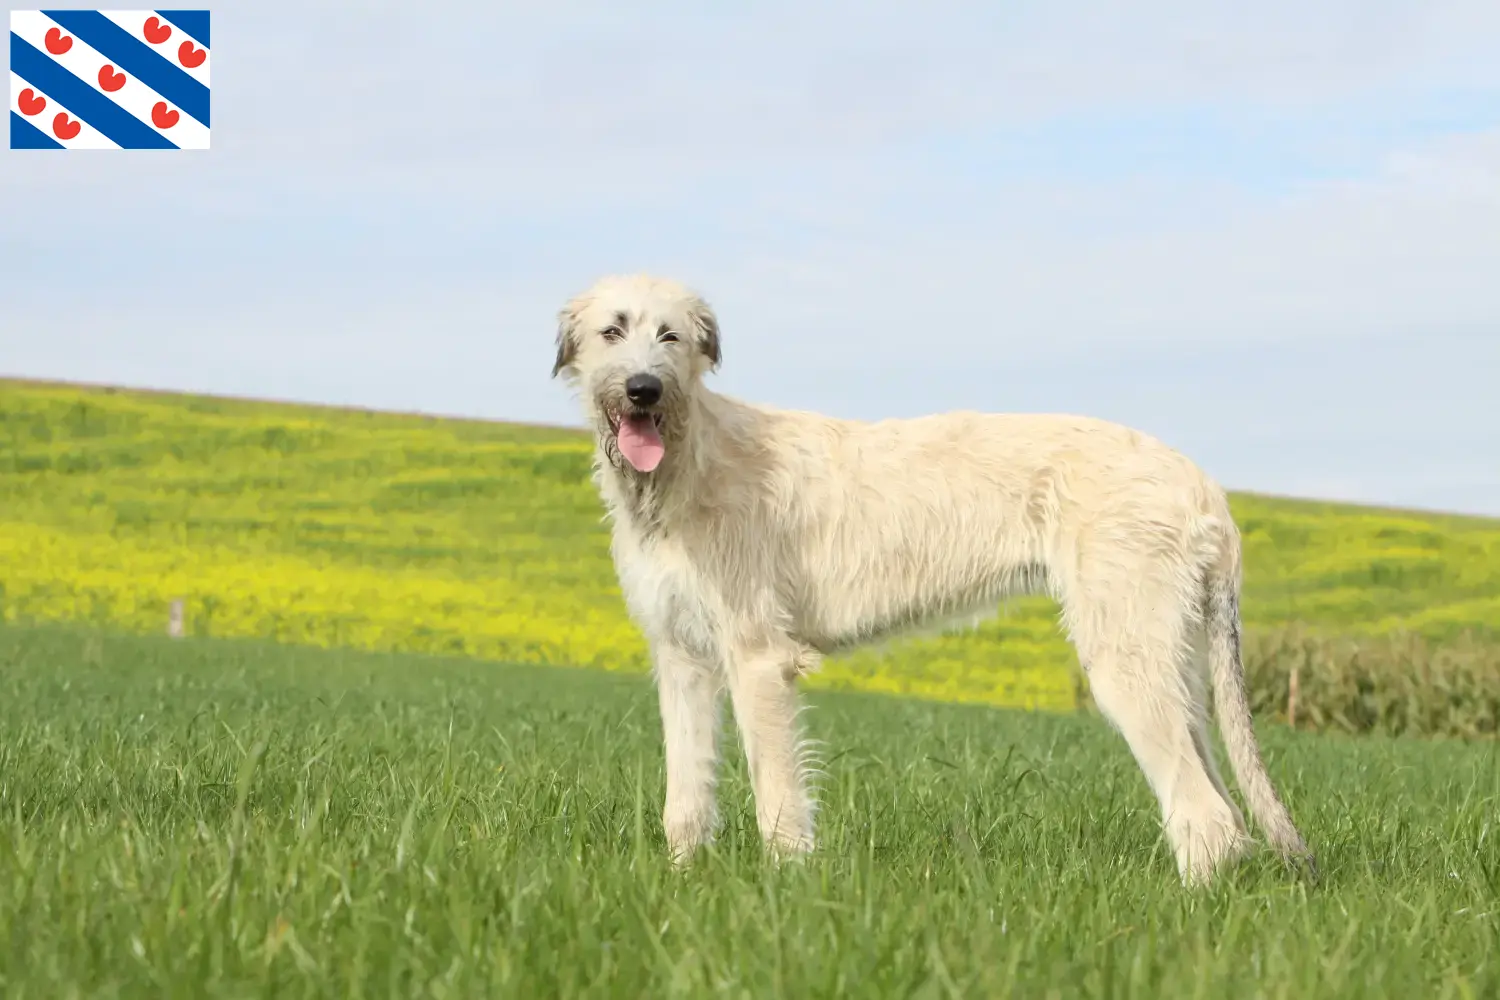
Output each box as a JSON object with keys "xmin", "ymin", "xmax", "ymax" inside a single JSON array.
[{"xmin": 0, "ymin": 380, "xmax": 1495, "ymax": 715}]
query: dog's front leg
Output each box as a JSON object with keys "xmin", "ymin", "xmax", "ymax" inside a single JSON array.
[
  {"xmin": 653, "ymin": 641, "xmax": 724, "ymax": 865},
  {"xmin": 726, "ymin": 646, "xmax": 815, "ymax": 859}
]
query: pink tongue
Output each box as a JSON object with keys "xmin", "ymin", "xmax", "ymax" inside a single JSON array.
[{"xmin": 618, "ymin": 415, "xmax": 664, "ymax": 472}]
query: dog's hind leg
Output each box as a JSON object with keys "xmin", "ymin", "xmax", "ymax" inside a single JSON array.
[
  {"xmin": 1184, "ymin": 625, "xmax": 1247, "ymax": 834},
  {"xmin": 1068, "ymin": 585, "xmax": 1250, "ymax": 885},
  {"xmin": 654, "ymin": 642, "xmax": 725, "ymax": 865},
  {"xmin": 725, "ymin": 642, "xmax": 816, "ymax": 858}
]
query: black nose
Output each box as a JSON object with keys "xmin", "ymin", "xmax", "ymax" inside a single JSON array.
[{"xmin": 625, "ymin": 373, "xmax": 663, "ymax": 407}]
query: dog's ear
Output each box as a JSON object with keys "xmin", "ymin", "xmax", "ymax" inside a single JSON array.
[
  {"xmin": 686, "ymin": 295, "xmax": 721, "ymax": 370},
  {"xmin": 552, "ymin": 298, "xmax": 586, "ymax": 378}
]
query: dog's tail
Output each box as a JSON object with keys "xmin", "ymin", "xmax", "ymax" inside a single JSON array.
[{"xmin": 1203, "ymin": 526, "xmax": 1316, "ymax": 873}]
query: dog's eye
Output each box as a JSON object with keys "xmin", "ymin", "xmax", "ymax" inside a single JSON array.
[
  {"xmin": 659, "ymin": 331, "xmax": 681, "ymax": 344},
  {"xmin": 601, "ymin": 327, "xmax": 624, "ymax": 342}
]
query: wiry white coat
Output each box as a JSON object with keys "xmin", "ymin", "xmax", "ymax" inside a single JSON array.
[{"xmin": 552, "ymin": 273, "xmax": 1314, "ymax": 885}]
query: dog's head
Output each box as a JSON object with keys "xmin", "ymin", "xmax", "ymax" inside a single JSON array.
[{"xmin": 551, "ymin": 274, "xmax": 721, "ymax": 474}]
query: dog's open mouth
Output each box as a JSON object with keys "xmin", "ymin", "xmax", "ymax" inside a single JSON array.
[{"xmin": 608, "ymin": 410, "xmax": 665, "ymax": 473}]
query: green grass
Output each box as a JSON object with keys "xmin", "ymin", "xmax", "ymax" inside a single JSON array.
[
  {"xmin": 2, "ymin": 622, "xmax": 1496, "ymax": 998},
  {"xmin": 2, "ymin": 378, "xmax": 1497, "ymax": 714}
]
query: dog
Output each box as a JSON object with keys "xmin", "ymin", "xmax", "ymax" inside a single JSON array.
[{"xmin": 550, "ymin": 272, "xmax": 1314, "ymax": 885}]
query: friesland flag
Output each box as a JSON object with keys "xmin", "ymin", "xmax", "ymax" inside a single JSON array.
[{"xmin": 9, "ymin": 9, "xmax": 209, "ymax": 149}]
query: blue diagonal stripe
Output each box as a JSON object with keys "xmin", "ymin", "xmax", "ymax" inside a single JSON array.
[
  {"xmin": 157, "ymin": 9, "xmax": 209, "ymax": 48},
  {"xmin": 10, "ymin": 35, "xmax": 179, "ymax": 149},
  {"xmin": 42, "ymin": 10, "xmax": 210, "ymax": 127},
  {"xmin": 10, "ymin": 110, "xmax": 66, "ymax": 149}
]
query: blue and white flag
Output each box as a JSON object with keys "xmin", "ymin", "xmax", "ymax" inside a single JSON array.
[{"xmin": 10, "ymin": 9, "xmax": 210, "ymax": 150}]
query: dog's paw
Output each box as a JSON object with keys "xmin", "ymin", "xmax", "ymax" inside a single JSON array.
[
  {"xmin": 763, "ymin": 828, "xmax": 815, "ymax": 865},
  {"xmin": 663, "ymin": 814, "xmax": 715, "ymax": 867}
]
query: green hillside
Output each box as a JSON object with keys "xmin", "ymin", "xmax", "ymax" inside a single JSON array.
[{"xmin": 1, "ymin": 378, "xmax": 1496, "ymax": 712}]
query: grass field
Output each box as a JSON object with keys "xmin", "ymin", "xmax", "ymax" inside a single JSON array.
[
  {"xmin": 2, "ymin": 379, "xmax": 1498, "ymax": 715},
  {"xmin": 1, "ymin": 622, "xmax": 1496, "ymax": 998}
]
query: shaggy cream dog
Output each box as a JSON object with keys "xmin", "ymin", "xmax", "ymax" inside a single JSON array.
[{"xmin": 551, "ymin": 273, "xmax": 1314, "ymax": 885}]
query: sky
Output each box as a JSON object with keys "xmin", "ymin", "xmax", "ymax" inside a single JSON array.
[{"xmin": 3, "ymin": 0, "xmax": 1498, "ymax": 516}]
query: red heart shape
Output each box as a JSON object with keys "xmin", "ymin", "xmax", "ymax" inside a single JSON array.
[
  {"xmin": 143, "ymin": 15, "xmax": 171, "ymax": 44},
  {"xmin": 45, "ymin": 26, "xmax": 73, "ymax": 54},
  {"xmin": 98, "ymin": 65, "xmax": 127, "ymax": 92},
  {"xmin": 53, "ymin": 112, "xmax": 80, "ymax": 141},
  {"xmin": 18, "ymin": 88, "xmax": 46, "ymax": 116},
  {"xmin": 151, "ymin": 101, "xmax": 179, "ymax": 129},
  {"xmin": 178, "ymin": 40, "xmax": 206, "ymax": 69}
]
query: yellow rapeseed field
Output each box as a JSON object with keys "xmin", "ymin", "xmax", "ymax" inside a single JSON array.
[{"xmin": 2, "ymin": 379, "xmax": 1497, "ymax": 712}]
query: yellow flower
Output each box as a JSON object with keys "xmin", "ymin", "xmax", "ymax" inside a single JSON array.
[{"xmin": 2, "ymin": 380, "xmax": 1494, "ymax": 716}]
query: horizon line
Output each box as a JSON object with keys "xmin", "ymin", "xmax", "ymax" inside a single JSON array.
[{"xmin": 3, "ymin": 372, "xmax": 1494, "ymax": 524}]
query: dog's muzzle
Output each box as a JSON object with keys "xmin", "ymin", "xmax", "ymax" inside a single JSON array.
[
  {"xmin": 606, "ymin": 374, "xmax": 667, "ymax": 473},
  {"xmin": 625, "ymin": 373, "xmax": 663, "ymax": 409}
]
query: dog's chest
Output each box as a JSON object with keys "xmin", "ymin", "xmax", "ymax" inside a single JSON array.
[{"xmin": 611, "ymin": 532, "xmax": 721, "ymax": 659}]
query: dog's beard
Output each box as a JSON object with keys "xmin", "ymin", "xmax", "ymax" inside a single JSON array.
[{"xmin": 598, "ymin": 401, "xmax": 666, "ymax": 473}]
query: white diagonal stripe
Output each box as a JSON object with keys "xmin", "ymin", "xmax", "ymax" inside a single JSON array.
[
  {"xmin": 98, "ymin": 10, "xmax": 211, "ymax": 88},
  {"xmin": 11, "ymin": 10, "xmax": 208, "ymax": 147},
  {"xmin": 10, "ymin": 70, "xmax": 121, "ymax": 149}
]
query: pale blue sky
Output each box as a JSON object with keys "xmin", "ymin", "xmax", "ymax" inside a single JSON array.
[{"xmin": 3, "ymin": 1, "xmax": 1498, "ymax": 515}]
